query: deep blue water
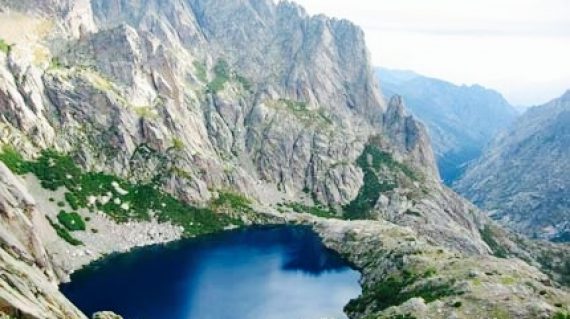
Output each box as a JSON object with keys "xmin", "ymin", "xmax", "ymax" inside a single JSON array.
[{"xmin": 60, "ymin": 225, "xmax": 361, "ymax": 319}]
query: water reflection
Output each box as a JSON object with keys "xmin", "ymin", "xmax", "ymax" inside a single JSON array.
[{"xmin": 61, "ymin": 226, "xmax": 361, "ymax": 319}]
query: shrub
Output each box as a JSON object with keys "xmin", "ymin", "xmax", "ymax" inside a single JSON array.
[
  {"xmin": 0, "ymin": 145, "xmax": 31, "ymax": 174},
  {"xmin": 344, "ymin": 144, "xmax": 414, "ymax": 219},
  {"xmin": 552, "ymin": 312, "xmax": 570, "ymax": 319},
  {"xmin": 345, "ymin": 270, "xmax": 456, "ymax": 314},
  {"xmin": 47, "ymin": 217, "xmax": 83, "ymax": 246},
  {"xmin": 193, "ymin": 60, "xmax": 208, "ymax": 83},
  {"xmin": 0, "ymin": 147, "xmax": 243, "ymax": 237},
  {"xmin": 206, "ymin": 60, "xmax": 230, "ymax": 93},
  {"xmin": 65, "ymin": 192, "xmax": 80, "ymax": 210},
  {"xmin": 285, "ymin": 202, "xmax": 338, "ymax": 218},
  {"xmin": 480, "ymin": 225, "xmax": 508, "ymax": 258},
  {"xmin": 57, "ymin": 210, "xmax": 86, "ymax": 231},
  {"xmin": 0, "ymin": 39, "xmax": 11, "ymax": 54}
]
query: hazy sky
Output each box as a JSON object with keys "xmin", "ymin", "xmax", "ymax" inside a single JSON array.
[{"xmin": 292, "ymin": 0, "xmax": 570, "ymax": 106}]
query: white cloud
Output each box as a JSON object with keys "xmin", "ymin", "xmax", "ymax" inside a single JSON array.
[{"xmin": 291, "ymin": 0, "xmax": 570, "ymax": 106}]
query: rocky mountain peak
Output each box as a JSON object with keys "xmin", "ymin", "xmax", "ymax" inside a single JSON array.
[{"xmin": 382, "ymin": 94, "xmax": 439, "ymax": 178}]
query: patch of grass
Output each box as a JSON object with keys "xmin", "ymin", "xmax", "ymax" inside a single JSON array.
[
  {"xmin": 0, "ymin": 39, "xmax": 12, "ymax": 54},
  {"xmin": 490, "ymin": 308, "xmax": 511, "ymax": 319},
  {"xmin": 49, "ymin": 57, "xmax": 63, "ymax": 69},
  {"xmin": 65, "ymin": 192, "xmax": 80, "ymax": 210},
  {"xmin": 206, "ymin": 60, "xmax": 230, "ymax": 93},
  {"xmin": 211, "ymin": 191, "xmax": 253, "ymax": 214},
  {"xmin": 344, "ymin": 144, "xmax": 417, "ymax": 219},
  {"xmin": 553, "ymin": 312, "xmax": 570, "ymax": 319},
  {"xmin": 193, "ymin": 60, "xmax": 208, "ymax": 83},
  {"xmin": 171, "ymin": 138, "xmax": 185, "ymax": 151},
  {"xmin": 480, "ymin": 225, "xmax": 508, "ymax": 258},
  {"xmin": 345, "ymin": 270, "xmax": 457, "ymax": 314},
  {"xmin": 0, "ymin": 147, "xmax": 244, "ymax": 237},
  {"xmin": 275, "ymin": 99, "xmax": 332, "ymax": 126},
  {"xmin": 0, "ymin": 145, "xmax": 31, "ymax": 174},
  {"xmin": 47, "ymin": 216, "xmax": 83, "ymax": 246},
  {"xmin": 500, "ymin": 276, "xmax": 516, "ymax": 285},
  {"xmin": 57, "ymin": 210, "xmax": 86, "ymax": 231},
  {"xmin": 133, "ymin": 106, "xmax": 158, "ymax": 119},
  {"xmin": 285, "ymin": 202, "xmax": 339, "ymax": 218},
  {"xmin": 235, "ymin": 74, "xmax": 252, "ymax": 91}
]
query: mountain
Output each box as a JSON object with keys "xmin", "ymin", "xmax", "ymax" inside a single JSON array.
[
  {"xmin": 376, "ymin": 68, "xmax": 518, "ymax": 184},
  {"xmin": 455, "ymin": 90, "xmax": 570, "ymax": 242},
  {"xmin": 0, "ymin": 1, "xmax": 569, "ymax": 318}
]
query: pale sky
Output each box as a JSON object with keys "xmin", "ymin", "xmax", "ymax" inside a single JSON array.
[{"xmin": 291, "ymin": 0, "xmax": 570, "ymax": 106}]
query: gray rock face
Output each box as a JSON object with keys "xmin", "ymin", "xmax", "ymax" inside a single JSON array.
[
  {"xmin": 377, "ymin": 68, "xmax": 518, "ymax": 184},
  {"xmin": 0, "ymin": 163, "xmax": 85, "ymax": 319},
  {"xmin": 456, "ymin": 90, "xmax": 570, "ymax": 241},
  {"xmin": 0, "ymin": 0, "xmax": 436, "ymax": 207}
]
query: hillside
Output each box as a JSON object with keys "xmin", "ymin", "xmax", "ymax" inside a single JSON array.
[
  {"xmin": 456, "ymin": 90, "xmax": 570, "ymax": 242},
  {"xmin": 377, "ymin": 68, "xmax": 518, "ymax": 184}
]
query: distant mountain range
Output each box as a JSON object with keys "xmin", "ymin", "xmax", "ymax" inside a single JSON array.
[
  {"xmin": 376, "ymin": 68, "xmax": 518, "ymax": 184},
  {"xmin": 455, "ymin": 90, "xmax": 570, "ymax": 242}
]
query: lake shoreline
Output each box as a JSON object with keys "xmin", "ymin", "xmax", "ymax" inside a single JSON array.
[{"xmin": 60, "ymin": 223, "xmax": 362, "ymax": 319}]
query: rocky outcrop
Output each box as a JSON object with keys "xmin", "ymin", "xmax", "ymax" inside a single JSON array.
[
  {"xmin": 455, "ymin": 90, "xmax": 570, "ymax": 242},
  {"xmin": 315, "ymin": 219, "xmax": 570, "ymax": 319},
  {"xmin": 377, "ymin": 68, "xmax": 518, "ymax": 184},
  {"xmin": 0, "ymin": 163, "xmax": 85, "ymax": 318}
]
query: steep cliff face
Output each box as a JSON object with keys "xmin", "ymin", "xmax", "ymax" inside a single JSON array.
[
  {"xmin": 0, "ymin": 163, "xmax": 85, "ymax": 318},
  {"xmin": 456, "ymin": 90, "xmax": 570, "ymax": 242},
  {"xmin": 0, "ymin": 0, "xmax": 442, "ymax": 217},
  {"xmin": 0, "ymin": 1, "xmax": 568, "ymax": 318},
  {"xmin": 377, "ymin": 68, "xmax": 518, "ymax": 184},
  {"xmin": 0, "ymin": 0, "xmax": 391, "ymax": 204}
]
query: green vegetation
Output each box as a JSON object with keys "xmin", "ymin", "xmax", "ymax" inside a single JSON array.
[
  {"xmin": 235, "ymin": 74, "xmax": 252, "ymax": 92},
  {"xmin": 211, "ymin": 191, "xmax": 254, "ymax": 215},
  {"xmin": 404, "ymin": 209, "xmax": 422, "ymax": 217},
  {"xmin": 285, "ymin": 202, "xmax": 338, "ymax": 218},
  {"xmin": 480, "ymin": 225, "xmax": 508, "ymax": 258},
  {"xmin": 0, "ymin": 39, "xmax": 11, "ymax": 54},
  {"xmin": 47, "ymin": 217, "xmax": 83, "ymax": 246},
  {"xmin": 171, "ymin": 138, "xmax": 185, "ymax": 151},
  {"xmin": 0, "ymin": 146, "xmax": 245, "ymax": 237},
  {"xmin": 345, "ymin": 269, "xmax": 456, "ymax": 314},
  {"xmin": 193, "ymin": 60, "xmax": 208, "ymax": 83},
  {"xmin": 552, "ymin": 312, "xmax": 570, "ymax": 319},
  {"xmin": 206, "ymin": 60, "xmax": 230, "ymax": 93},
  {"xmin": 57, "ymin": 210, "xmax": 86, "ymax": 231},
  {"xmin": 344, "ymin": 144, "xmax": 417, "ymax": 219},
  {"xmin": 0, "ymin": 145, "xmax": 30, "ymax": 174},
  {"xmin": 275, "ymin": 99, "xmax": 333, "ymax": 126},
  {"xmin": 49, "ymin": 57, "xmax": 64, "ymax": 69}
]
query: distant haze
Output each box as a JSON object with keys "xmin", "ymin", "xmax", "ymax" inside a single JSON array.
[{"xmin": 291, "ymin": 0, "xmax": 570, "ymax": 106}]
